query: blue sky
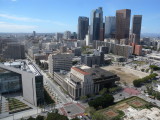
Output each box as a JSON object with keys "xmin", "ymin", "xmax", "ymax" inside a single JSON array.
[{"xmin": 0, "ymin": 0, "xmax": 160, "ymax": 33}]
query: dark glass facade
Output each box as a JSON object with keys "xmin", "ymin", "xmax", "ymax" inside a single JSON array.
[
  {"xmin": 0, "ymin": 71, "xmax": 22, "ymax": 94},
  {"xmin": 35, "ymin": 75, "xmax": 44, "ymax": 105},
  {"xmin": 90, "ymin": 7, "xmax": 103, "ymax": 42},
  {"xmin": 78, "ymin": 16, "xmax": 89, "ymax": 40},
  {"xmin": 131, "ymin": 15, "xmax": 142, "ymax": 44}
]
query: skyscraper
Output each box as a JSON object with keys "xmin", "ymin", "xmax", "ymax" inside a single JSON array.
[
  {"xmin": 116, "ymin": 9, "xmax": 131, "ymax": 43},
  {"xmin": 131, "ymin": 15, "xmax": 142, "ymax": 44},
  {"xmin": 63, "ymin": 31, "xmax": 71, "ymax": 39},
  {"xmin": 105, "ymin": 16, "xmax": 116, "ymax": 38},
  {"xmin": 33, "ymin": 31, "xmax": 36, "ymax": 37},
  {"xmin": 78, "ymin": 16, "xmax": 89, "ymax": 40},
  {"xmin": 90, "ymin": 7, "xmax": 103, "ymax": 42}
]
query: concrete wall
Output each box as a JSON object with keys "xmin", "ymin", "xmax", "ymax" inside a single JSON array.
[{"xmin": 22, "ymin": 72, "xmax": 37, "ymax": 106}]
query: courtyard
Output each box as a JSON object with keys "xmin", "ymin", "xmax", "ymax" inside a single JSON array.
[{"xmin": 59, "ymin": 102, "xmax": 85, "ymax": 118}]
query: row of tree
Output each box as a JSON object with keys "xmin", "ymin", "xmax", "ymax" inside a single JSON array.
[
  {"xmin": 150, "ymin": 65, "xmax": 160, "ymax": 71},
  {"xmin": 88, "ymin": 94, "xmax": 114, "ymax": 110},
  {"xmin": 146, "ymin": 86, "xmax": 160, "ymax": 100},
  {"xmin": 35, "ymin": 59, "xmax": 48, "ymax": 70},
  {"xmin": 44, "ymin": 88, "xmax": 55, "ymax": 105},
  {"xmin": 133, "ymin": 73, "xmax": 158, "ymax": 87},
  {"xmin": 80, "ymin": 86, "xmax": 122, "ymax": 102},
  {"xmin": 26, "ymin": 112, "xmax": 80, "ymax": 120},
  {"xmin": 0, "ymin": 57, "xmax": 5, "ymax": 62}
]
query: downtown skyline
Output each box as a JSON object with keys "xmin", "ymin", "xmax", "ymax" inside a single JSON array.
[{"xmin": 0, "ymin": 0, "xmax": 160, "ymax": 33}]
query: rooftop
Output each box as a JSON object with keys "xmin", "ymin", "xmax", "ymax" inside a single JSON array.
[
  {"xmin": 71, "ymin": 67, "xmax": 90, "ymax": 75},
  {"xmin": 83, "ymin": 67, "xmax": 116, "ymax": 79},
  {"xmin": 4, "ymin": 61, "xmax": 23, "ymax": 67},
  {"xmin": 3, "ymin": 60, "xmax": 41, "ymax": 76}
]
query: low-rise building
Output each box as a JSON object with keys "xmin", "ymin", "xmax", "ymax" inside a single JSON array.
[
  {"xmin": 0, "ymin": 61, "xmax": 44, "ymax": 106},
  {"xmin": 28, "ymin": 47, "xmax": 39, "ymax": 59},
  {"xmin": 81, "ymin": 50, "xmax": 104, "ymax": 67},
  {"xmin": 34, "ymin": 53, "xmax": 47, "ymax": 60},
  {"xmin": 48, "ymin": 53, "xmax": 73, "ymax": 75},
  {"xmin": 54, "ymin": 65, "xmax": 120, "ymax": 100},
  {"xmin": 72, "ymin": 47, "xmax": 81, "ymax": 56},
  {"xmin": 2, "ymin": 43, "xmax": 25, "ymax": 60}
]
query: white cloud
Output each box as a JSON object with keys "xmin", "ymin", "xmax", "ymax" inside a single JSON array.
[
  {"xmin": 0, "ymin": 13, "xmax": 48, "ymax": 22},
  {"xmin": 0, "ymin": 21, "xmax": 38, "ymax": 32},
  {"xmin": 0, "ymin": 13, "xmax": 69, "ymax": 27}
]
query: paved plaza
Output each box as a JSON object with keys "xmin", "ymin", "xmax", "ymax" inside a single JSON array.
[{"xmin": 60, "ymin": 102, "xmax": 85, "ymax": 118}]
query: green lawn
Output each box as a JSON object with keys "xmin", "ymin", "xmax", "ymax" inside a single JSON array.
[
  {"xmin": 8, "ymin": 98, "xmax": 30, "ymax": 113},
  {"xmin": 132, "ymin": 61, "xmax": 147, "ymax": 65}
]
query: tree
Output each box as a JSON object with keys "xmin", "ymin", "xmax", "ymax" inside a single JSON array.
[
  {"xmin": 36, "ymin": 115, "xmax": 44, "ymax": 120},
  {"xmin": 27, "ymin": 117, "xmax": 35, "ymax": 120},
  {"xmin": 133, "ymin": 73, "xmax": 158, "ymax": 87},
  {"xmin": 71, "ymin": 118, "xmax": 80, "ymax": 120},
  {"xmin": 150, "ymin": 69, "xmax": 153, "ymax": 73},
  {"xmin": 46, "ymin": 112, "xmax": 68, "ymax": 120},
  {"xmin": 35, "ymin": 59, "xmax": 41, "ymax": 66},
  {"xmin": 44, "ymin": 89, "xmax": 55, "ymax": 105},
  {"xmin": 41, "ymin": 62, "xmax": 44, "ymax": 68},
  {"xmin": 93, "ymin": 113, "xmax": 106, "ymax": 120},
  {"xmin": 44, "ymin": 62, "xmax": 48, "ymax": 70},
  {"xmin": 72, "ymin": 61, "xmax": 78, "ymax": 65},
  {"xmin": 134, "ymin": 66, "xmax": 137, "ymax": 70},
  {"xmin": 109, "ymin": 86, "xmax": 122, "ymax": 94},
  {"xmin": 145, "ymin": 68, "xmax": 149, "ymax": 73},
  {"xmin": 80, "ymin": 96, "xmax": 87, "ymax": 102},
  {"xmin": 88, "ymin": 94, "xmax": 114, "ymax": 109},
  {"xmin": 150, "ymin": 65, "xmax": 160, "ymax": 71},
  {"xmin": 99, "ymin": 88, "xmax": 107, "ymax": 95},
  {"xmin": 0, "ymin": 57, "xmax": 5, "ymax": 62},
  {"xmin": 141, "ymin": 69, "xmax": 145, "ymax": 72},
  {"xmin": 85, "ymin": 107, "xmax": 96, "ymax": 116},
  {"xmin": 133, "ymin": 79, "xmax": 141, "ymax": 87}
]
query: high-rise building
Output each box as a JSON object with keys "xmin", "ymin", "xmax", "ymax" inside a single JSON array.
[
  {"xmin": 71, "ymin": 32, "xmax": 77, "ymax": 39},
  {"xmin": 63, "ymin": 31, "xmax": 71, "ymax": 39},
  {"xmin": 130, "ymin": 15, "xmax": 142, "ymax": 44},
  {"xmin": 105, "ymin": 16, "xmax": 116, "ymax": 38},
  {"xmin": 90, "ymin": 7, "xmax": 103, "ymax": 42},
  {"xmin": 78, "ymin": 17, "xmax": 89, "ymax": 40},
  {"xmin": 100, "ymin": 25, "xmax": 104, "ymax": 41},
  {"xmin": 33, "ymin": 31, "xmax": 36, "ymax": 37},
  {"xmin": 2, "ymin": 43, "xmax": 25, "ymax": 59},
  {"xmin": 116, "ymin": 9, "xmax": 131, "ymax": 43},
  {"xmin": 55, "ymin": 32, "xmax": 63, "ymax": 41},
  {"xmin": 94, "ymin": 40, "xmax": 133, "ymax": 58},
  {"xmin": 48, "ymin": 53, "xmax": 73, "ymax": 75}
]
